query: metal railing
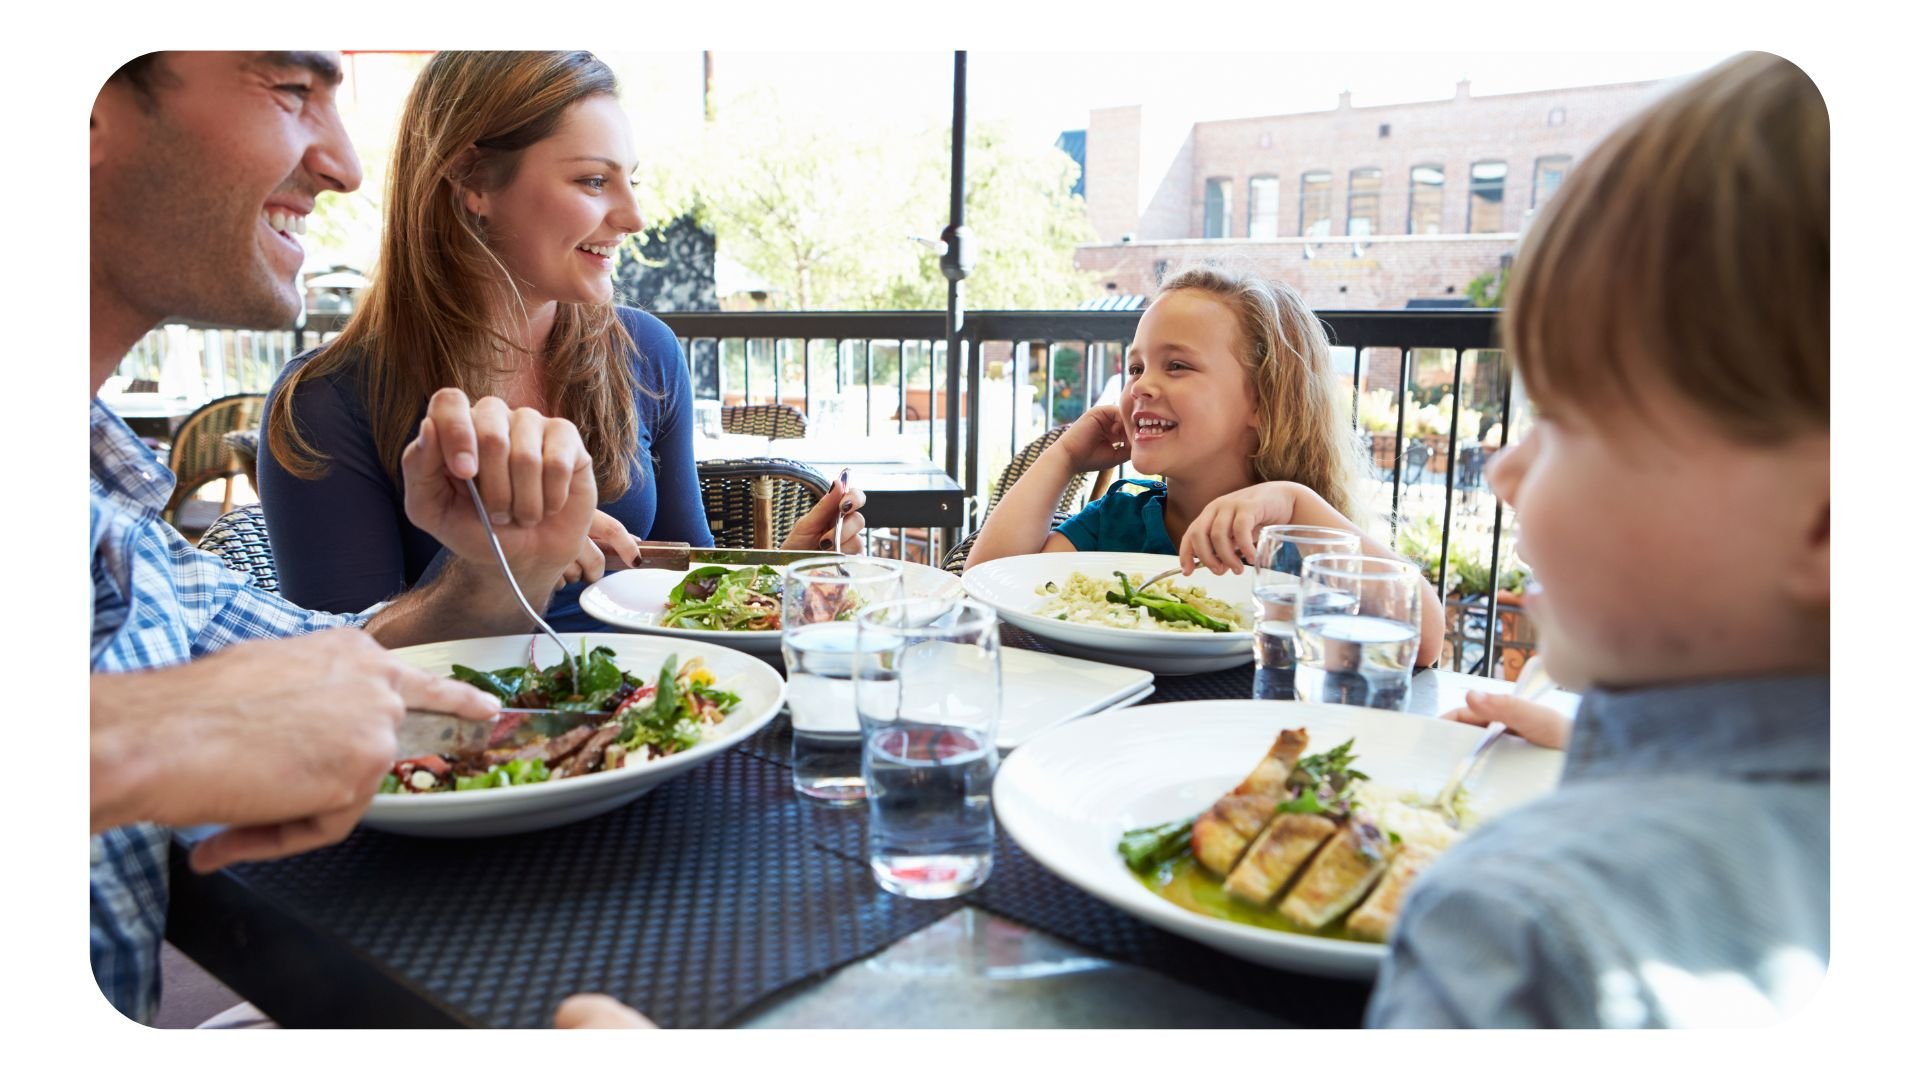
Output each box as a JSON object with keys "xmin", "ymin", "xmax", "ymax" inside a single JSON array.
[{"xmin": 112, "ymin": 307, "xmax": 1526, "ymax": 676}]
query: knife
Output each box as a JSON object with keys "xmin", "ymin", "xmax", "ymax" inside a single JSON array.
[
  {"xmin": 630, "ymin": 542, "xmax": 825, "ymax": 570},
  {"xmin": 395, "ymin": 708, "xmax": 615, "ymax": 761}
]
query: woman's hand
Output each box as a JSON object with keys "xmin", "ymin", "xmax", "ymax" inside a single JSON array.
[
  {"xmin": 1048, "ymin": 405, "xmax": 1133, "ymax": 473},
  {"xmin": 1442, "ymin": 691, "xmax": 1572, "ymax": 750},
  {"xmin": 1178, "ymin": 481, "xmax": 1304, "ymax": 575},
  {"xmin": 556, "ymin": 511, "xmax": 642, "ymax": 589},
  {"xmin": 781, "ymin": 473, "xmax": 868, "ymax": 554}
]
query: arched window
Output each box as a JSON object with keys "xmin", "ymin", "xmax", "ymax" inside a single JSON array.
[
  {"xmin": 1469, "ymin": 160, "xmax": 1507, "ymax": 233},
  {"xmin": 1203, "ymin": 177, "xmax": 1232, "ymax": 238},
  {"xmin": 1408, "ymin": 165, "xmax": 1444, "ymax": 234},
  {"xmin": 1532, "ymin": 155, "xmax": 1572, "ymax": 207},
  {"xmin": 1347, "ymin": 168, "xmax": 1382, "ymax": 237},
  {"xmin": 1300, "ymin": 171, "xmax": 1333, "ymax": 237},
  {"xmin": 1248, "ymin": 175, "xmax": 1281, "ymax": 238}
]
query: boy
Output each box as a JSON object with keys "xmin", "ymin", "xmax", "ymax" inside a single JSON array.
[{"xmin": 1366, "ymin": 52, "xmax": 1828, "ymax": 1028}]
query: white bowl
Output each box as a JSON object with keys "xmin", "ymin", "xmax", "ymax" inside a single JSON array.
[
  {"xmin": 992, "ymin": 699, "xmax": 1564, "ymax": 978},
  {"xmin": 960, "ymin": 551, "xmax": 1255, "ymax": 674},
  {"xmin": 362, "ymin": 633, "xmax": 785, "ymax": 838},
  {"xmin": 581, "ymin": 558, "xmax": 963, "ymax": 658}
]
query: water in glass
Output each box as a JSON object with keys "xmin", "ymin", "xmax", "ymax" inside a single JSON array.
[
  {"xmin": 1294, "ymin": 612, "xmax": 1420, "ymax": 710},
  {"xmin": 784, "ymin": 621, "xmax": 866, "ymax": 803},
  {"xmin": 864, "ymin": 721, "xmax": 996, "ymax": 898}
]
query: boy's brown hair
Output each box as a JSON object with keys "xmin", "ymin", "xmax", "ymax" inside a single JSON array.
[{"xmin": 1503, "ymin": 52, "xmax": 1828, "ymax": 443}]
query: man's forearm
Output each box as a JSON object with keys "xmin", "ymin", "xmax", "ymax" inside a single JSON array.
[
  {"xmin": 91, "ymin": 673, "xmax": 163, "ymax": 833},
  {"xmin": 366, "ymin": 556, "xmax": 550, "ymax": 648}
]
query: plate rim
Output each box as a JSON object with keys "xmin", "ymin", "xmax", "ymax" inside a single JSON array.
[{"xmin": 961, "ymin": 551, "xmax": 1256, "ymax": 649}]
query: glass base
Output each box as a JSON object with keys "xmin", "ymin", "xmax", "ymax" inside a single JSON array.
[
  {"xmin": 793, "ymin": 775, "xmax": 867, "ymax": 804},
  {"xmin": 871, "ymin": 853, "xmax": 993, "ymax": 899}
]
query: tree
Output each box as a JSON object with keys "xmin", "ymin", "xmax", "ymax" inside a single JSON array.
[{"xmin": 646, "ymin": 91, "xmax": 1097, "ymax": 311}]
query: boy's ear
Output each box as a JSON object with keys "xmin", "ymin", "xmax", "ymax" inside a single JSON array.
[{"xmin": 1783, "ymin": 459, "xmax": 1828, "ymax": 611}]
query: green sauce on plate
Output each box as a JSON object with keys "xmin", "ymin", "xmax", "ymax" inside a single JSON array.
[{"xmin": 1131, "ymin": 853, "xmax": 1366, "ymax": 943}]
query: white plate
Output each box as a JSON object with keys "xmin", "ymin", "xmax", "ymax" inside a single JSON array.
[
  {"xmin": 993, "ymin": 700, "xmax": 1564, "ymax": 978},
  {"xmin": 996, "ymin": 649, "xmax": 1154, "ymax": 749},
  {"xmin": 362, "ymin": 633, "xmax": 785, "ymax": 838},
  {"xmin": 961, "ymin": 552, "xmax": 1255, "ymax": 675},
  {"xmin": 581, "ymin": 558, "xmax": 964, "ymax": 657}
]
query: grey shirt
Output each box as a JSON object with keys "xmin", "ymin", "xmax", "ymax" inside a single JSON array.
[{"xmin": 1365, "ymin": 675, "xmax": 1829, "ymax": 1028}]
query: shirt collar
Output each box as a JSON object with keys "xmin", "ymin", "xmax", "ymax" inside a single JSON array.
[
  {"xmin": 90, "ymin": 398, "xmax": 174, "ymax": 512},
  {"xmin": 1563, "ymin": 673, "xmax": 1829, "ymax": 783}
]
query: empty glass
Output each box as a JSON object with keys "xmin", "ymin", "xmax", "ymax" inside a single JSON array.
[
  {"xmin": 1293, "ymin": 554, "xmax": 1424, "ymax": 711},
  {"xmin": 694, "ymin": 399, "xmax": 724, "ymax": 439},
  {"xmin": 855, "ymin": 598, "xmax": 1000, "ymax": 899},
  {"xmin": 781, "ymin": 556, "xmax": 904, "ymax": 803},
  {"xmin": 1251, "ymin": 525, "xmax": 1362, "ymax": 700}
]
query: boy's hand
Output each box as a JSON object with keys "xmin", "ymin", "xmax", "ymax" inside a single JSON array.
[
  {"xmin": 553, "ymin": 993, "xmax": 656, "ymax": 1028},
  {"xmin": 1179, "ymin": 481, "xmax": 1302, "ymax": 575},
  {"xmin": 1442, "ymin": 691, "xmax": 1572, "ymax": 750},
  {"xmin": 1049, "ymin": 405, "xmax": 1133, "ymax": 473}
]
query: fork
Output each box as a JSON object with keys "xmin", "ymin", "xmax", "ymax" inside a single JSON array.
[
  {"xmin": 1429, "ymin": 656, "xmax": 1555, "ymax": 827},
  {"xmin": 463, "ymin": 477, "xmax": 579, "ymax": 691}
]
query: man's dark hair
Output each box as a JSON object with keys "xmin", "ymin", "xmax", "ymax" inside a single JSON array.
[{"xmin": 109, "ymin": 52, "xmax": 177, "ymax": 111}]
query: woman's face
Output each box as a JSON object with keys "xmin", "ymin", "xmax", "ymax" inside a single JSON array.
[{"xmin": 466, "ymin": 94, "xmax": 642, "ymax": 309}]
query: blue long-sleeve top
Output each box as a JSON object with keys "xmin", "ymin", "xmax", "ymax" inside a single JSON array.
[{"xmin": 257, "ymin": 306, "xmax": 713, "ymax": 631}]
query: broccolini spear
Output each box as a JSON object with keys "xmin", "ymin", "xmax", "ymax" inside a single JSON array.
[
  {"xmin": 1118, "ymin": 816, "xmax": 1198, "ymax": 874},
  {"xmin": 1106, "ymin": 571, "xmax": 1234, "ymax": 632}
]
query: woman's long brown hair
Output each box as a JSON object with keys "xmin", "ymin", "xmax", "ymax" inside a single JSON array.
[{"xmin": 266, "ymin": 51, "xmax": 644, "ymax": 499}]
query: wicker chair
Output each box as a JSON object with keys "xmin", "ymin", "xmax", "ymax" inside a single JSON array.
[
  {"xmin": 165, "ymin": 393, "xmax": 266, "ymax": 533},
  {"xmin": 923, "ymin": 427, "xmax": 1103, "ymax": 573},
  {"xmin": 195, "ymin": 503, "xmax": 280, "ymax": 594},
  {"xmin": 222, "ymin": 429, "xmax": 261, "ymax": 489},
  {"xmin": 721, "ymin": 403, "xmax": 808, "ymax": 440},
  {"xmin": 698, "ymin": 457, "xmax": 830, "ymax": 549}
]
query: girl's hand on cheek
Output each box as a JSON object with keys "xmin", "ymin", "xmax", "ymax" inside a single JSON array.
[
  {"xmin": 1051, "ymin": 405, "xmax": 1133, "ymax": 473},
  {"xmin": 1179, "ymin": 483, "xmax": 1300, "ymax": 575}
]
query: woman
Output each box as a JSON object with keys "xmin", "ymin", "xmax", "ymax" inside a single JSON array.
[{"xmin": 261, "ymin": 51, "xmax": 863, "ymax": 629}]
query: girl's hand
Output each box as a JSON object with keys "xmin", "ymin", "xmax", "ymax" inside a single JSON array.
[
  {"xmin": 1179, "ymin": 481, "xmax": 1302, "ymax": 575},
  {"xmin": 1049, "ymin": 405, "xmax": 1133, "ymax": 473},
  {"xmin": 1442, "ymin": 691, "xmax": 1572, "ymax": 750},
  {"xmin": 781, "ymin": 474, "xmax": 868, "ymax": 554},
  {"xmin": 557, "ymin": 510, "xmax": 642, "ymax": 589}
]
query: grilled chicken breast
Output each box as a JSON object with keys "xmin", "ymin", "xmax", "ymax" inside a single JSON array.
[
  {"xmin": 1278, "ymin": 823, "xmax": 1398, "ymax": 930},
  {"xmin": 1190, "ymin": 728, "xmax": 1310, "ymax": 876},
  {"xmin": 1344, "ymin": 846, "xmax": 1439, "ymax": 943},
  {"xmin": 1222, "ymin": 812, "xmax": 1338, "ymax": 904}
]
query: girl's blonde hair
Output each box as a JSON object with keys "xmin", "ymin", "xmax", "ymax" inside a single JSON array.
[
  {"xmin": 266, "ymin": 51, "xmax": 644, "ymax": 497},
  {"xmin": 1153, "ymin": 266, "xmax": 1371, "ymax": 524}
]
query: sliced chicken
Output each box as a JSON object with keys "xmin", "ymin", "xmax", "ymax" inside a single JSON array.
[
  {"xmin": 1190, "ymin": 728, "xmax": 1310, "ymax": 876},
  {"xmin": 1345, "ymin": 846, "xmax": 1440, "ymax": 943},
  {"xmin": 1222, "ymin": 812, "xmax": 1337, "ymax": 904},
  {"xmin": 1278, "ymin": 823, "xmax": 1399, "ymax": 931}
]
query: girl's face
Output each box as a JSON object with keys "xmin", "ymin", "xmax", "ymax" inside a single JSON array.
[
  {"xmin": 1122, "ymin": 289, "xmax": 1260, "ymax": 479},
  {"xmin": 464, "ymin": 94, "xmax": 642, "ymax": 309}
]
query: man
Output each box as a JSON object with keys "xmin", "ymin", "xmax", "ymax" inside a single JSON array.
[{"xmin": 90, "ymin": 51, "xmax": 646, "ymax": 1028}]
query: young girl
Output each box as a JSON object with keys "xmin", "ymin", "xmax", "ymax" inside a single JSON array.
[
  {"xmin": 260, "ymin": 51, "xmax": 862, "ymax": 630},
  {"xmin": 965, "ymin": 266, "xmax": 1444, "ymax": 667}
]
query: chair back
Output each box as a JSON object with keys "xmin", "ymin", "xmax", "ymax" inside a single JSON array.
[
  {"xmin": 195, "ymin": 503, "xmax": 279, "ymax": 594},
  {"xmin": 1401, "ymin": 439, "xmax": 1432, "ymax": 486},
  {"xmin": 987, "ymin": 426, "xmax": 1091, "ymax": 518},
  {"xmin": 721, "ymin": 403, "xmax": 808, "ymax": 440},
  {"xmin": 165, "ymin": 393, "xmax": 266, "ymax": 521},
  {"xmin": 697, "ymin": 457, "xmax": 830, "ymax": 549},
  {"xmin": 942, "ymin": 511, "xmax": 1074, "ymax": 575},
  {"xmin": 222, "ymin": 429, "xmax": 262, "ymax": 488}
]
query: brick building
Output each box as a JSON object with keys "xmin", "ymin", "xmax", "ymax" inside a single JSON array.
[{"xmin": 1067, "ymin": 78, "xmax": 1676, "ymax": 308}]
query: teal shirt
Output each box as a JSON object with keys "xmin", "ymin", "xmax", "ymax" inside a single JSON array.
[{"xmin": 1054, "ymin": 479, "xmax": 1176, "ymax": 555}]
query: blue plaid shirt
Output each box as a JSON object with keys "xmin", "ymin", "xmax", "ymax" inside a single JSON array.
[{"xmin": 90, "ymin": 400, "xmax": 362, "ymax": 1024}]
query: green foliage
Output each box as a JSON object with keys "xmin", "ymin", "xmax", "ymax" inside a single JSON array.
[
  {"xmin": 1397, "ymin": 512, "xmax": 1530, "ymax": 596},
  {"xmin": 1465, "ymin": 267, "xmax": 1508, "ymax": 309}
]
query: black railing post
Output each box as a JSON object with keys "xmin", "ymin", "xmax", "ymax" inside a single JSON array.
[
  {"xmin": 1482, "ymin": 345, "xmax": 1517, "ymax": 675},
  {"xmin": 1436, "ymin": 349, "xmax": 1466, "ymax": 597},
  {"xmin": 940, "ymin": 50, "xmax": 975, "ymax": 498}
]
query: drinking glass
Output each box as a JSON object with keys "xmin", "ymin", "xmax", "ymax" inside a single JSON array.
[
  {"xmin": 694, "ymin": 399, "xmax": 724, "ymax": 440},
  {"xmin": 781, "ymin": 556, "xmax": 904, "ymax": 803},
  {"xmin": 1251, "ymin": 525, "xmax": 1362, "ymax": 700},
  {"xmin": 1293, "ymin": 554, "xmax": 1423, "ymax": 711},
  {"xmin": 854, "ymin": 598, "xmax": 1001, "ymax": 899}
]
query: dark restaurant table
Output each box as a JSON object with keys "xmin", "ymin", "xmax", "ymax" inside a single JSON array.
[{"xmin": 163, "ymin": 629, "xmax": 1557, "ymax": 1028}]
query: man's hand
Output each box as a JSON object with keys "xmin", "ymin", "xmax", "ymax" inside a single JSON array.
[
  {"xmin": 780, "ymin": 475, "xmax": 867, "ymax": 554},
  {"xmin": 1048, "ymin": 405, "xmax": 1133, "ymax": 474},
  {"xmin": 401, "ymin": 389, "xmax": 597, "ymax": 597},
  {"xmin": 1179, "ymin": 481, "xmax": 1304, "ymax": 575},
  {"xmin": 90, "ymin": 628, "xmax": 499, "ymax": 872},
  {"xmin": 553, "ymin": 994, "xmax": 656, "ymax": 1028}
]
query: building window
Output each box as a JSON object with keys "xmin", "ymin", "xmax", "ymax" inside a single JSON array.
[
  {"xmin": 1347, "ymin": 168, "xmax": 1382, "ymax": 237},
  {"xmin": 1469, "ymin": 160, "xmax": 1507, "ymax": 233},
  {"xmin": 1408, "ymin": 165, "xmax": 1444, "ymax": 235},
  {"xmin": 1248, "ymin": 175, "xmax": 1281, "ymax": 239},
  {"xmin": 1532, "ymin": 155, "xmax": 1572, "ymax": 207},
  {"xmin": 1378, "ymin": 123, "xmax": 1391, "ymax": 138},
  {"xmin": 1300, "ymin": 171, "xmax": 1333, "ymax": 237},
  {"xmin": 1203, "ymin": 177, "xmax": 1232, "ymax": 238}
]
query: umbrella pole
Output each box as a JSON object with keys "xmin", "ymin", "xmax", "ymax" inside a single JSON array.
[{"xmin": 940, "ymin": 50, "xmax": 975, "ymax": 552}]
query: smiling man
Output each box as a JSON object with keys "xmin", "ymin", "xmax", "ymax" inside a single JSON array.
[{"xmin": 88, "ymin": 51, "xmax": 641, "ymax": 1027}]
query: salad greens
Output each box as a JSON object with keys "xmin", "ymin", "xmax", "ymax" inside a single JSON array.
[
  {"xmin": 661, "ymin": 565, "xmax": 784, "ymax": 631},
  {"xmin": 1104, "ymin": 571, "xmax": 1235, "ymax": 633},
  {"xmin": 450, "ymin": 643, "xmax": 636, "ymax": 711}
]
